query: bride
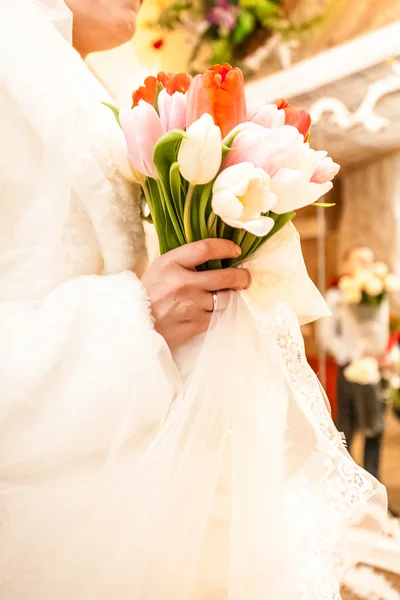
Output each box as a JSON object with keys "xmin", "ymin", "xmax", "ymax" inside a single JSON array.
[{"xmin": 0, "ymin": 1, "xmax": 388, "ymax": 599}]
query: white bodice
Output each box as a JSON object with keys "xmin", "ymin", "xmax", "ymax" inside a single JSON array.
[{"xmin": 0, "ymin": 48, "xmax": 147, "ymax": 302}]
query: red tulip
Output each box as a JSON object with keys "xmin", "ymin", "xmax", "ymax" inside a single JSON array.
[
  {"xmin": 132, "ymin": 72, "xmax": 192, "ymax": 108},
  {"xmin": 186, "ymin": 63, "xmax": 247, "ymax": 138},
  {"xmin": 273, "ymin": 98, "xmax": 311, "ymax": 139}
]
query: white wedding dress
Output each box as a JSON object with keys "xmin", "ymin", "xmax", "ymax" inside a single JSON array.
[{"xmin": 0, "ymin": 2, "xmax": 388, "ymax": 599}]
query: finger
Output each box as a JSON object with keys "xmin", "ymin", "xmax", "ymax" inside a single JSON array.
[
  {"xmin": 197, "ymin": 267, "xmax": 251, "ymax": 292},
  {"xmin": 167, "ymin": 239, "xmax": 242, "ymax": 269},
  {"xmin": 201, "ymin": 290, "xmax": 231, "ymax": 312}
]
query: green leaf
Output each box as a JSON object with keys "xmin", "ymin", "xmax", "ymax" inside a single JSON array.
[
  {"xmin": 145, "ymin": 178, "xmax": 169, "ymax": 254},
  {"xmin": 102, "ymin": 102, "xmax": 121, "ymax": 128},
  {"xmin": 153, "ymin": 130, "xmax": 187, "ymax": 246},
  {"xmin": 233, "ymin": 10, "xmax": 256, "ymax": 44},
  {"xmin": 198, "ymin": 182, "xmax": 214, "ymax": 239},
  {"xmin": 169, "ymin": 162, "xmax": 184, "ymax": 230},
  {"xmin": 156, "ymin": 179, "xmax": 182, "ymax": 251},
  {"xmin": 153, "ymin": 130, "xmax": 186, "ymax": 186},
  {"xmin": 312, "ymin": 202, "xmax": 336, "ymax": 208},
  {"xmin": 221, "ymin": 129, "xmax": 240, "ymax": 163}
]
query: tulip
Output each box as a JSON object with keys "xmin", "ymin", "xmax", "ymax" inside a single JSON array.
[
  {"xmin": 339, "ymin": 275, "xmax": 359, "ymax": 292},
  {"xmin": 364, "ymin": 275, "xmax": 384, "ymax": 296},
  {"xmin": 372, "ymin": 262, "xmax": 389, "ymax": 278},
  {"xmin": 120, "ymin": 100, "xmax": 165, "ymax": 179},
  {"xmin": 343, "ymin": 288, "xmax": 362, "ymax": 304},
  {"xmin": 178, "ymin": 114, "xmax": 222, "ymax": 185},
  {"xmin": 108, "ymin": 122, "xmax": 137, "ymax": 182},
  {"xmin": 132, "ymin": 71, "xmax": 192, "ymax": 108},
  {"xmin": 339, "ymin": 276, "xmax": 363, "ymax": 304},
  {"xmin": 158, "ymin": 88, "xmax": 187, "ymax": 131},
  {"xmin": 224, "ymin": 123, "xmax": 303, "ymax": 176},
  {"xmin": 212, "ymin": 162, "xmax": 276, "ymax": 236},
  {"xmin": 224, "ymin": 123, "xmax": 336, "ymax": 213},
  {"xmin": 249, "ymin": 104, "xmax": 285, "ymax": 129},
  {"xmin": 311, "ymin": 151, "xmax": 340, "ymax": 184},
  {"xmin": 344, "ymin": 358, "xmax": 381, "ymax": 385},
  {"xmin": 186, "ymin": 63, "xmax": 247, "ymax": 138},
  {"xmin": 273, "ymin": 98, "xmax": 311, "ymax": 139},
  {"xmin": 386, "ymin": 274, "xmax": 400, "ymax": 293},
  {"xmin": 270, "ymin": 141, "xmax": 335, "ymax": 214}
]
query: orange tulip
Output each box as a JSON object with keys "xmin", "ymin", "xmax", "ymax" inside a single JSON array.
[
  {"xmin": 132, "ymin": 72, "xmax": 192, "ymax": 108},
  {"xmin": 273, "ymin": 98, "xmax": 311, "ymax": 139},
  {"xmin": 186, "ymin": 63, "xmax": 247, "ymax": 138}
]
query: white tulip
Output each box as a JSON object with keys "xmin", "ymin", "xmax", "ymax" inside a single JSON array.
[
  {"xmin": 271, "ymin": 141, "xmax": 333, "ymax": 214},
  {"xmin": 339, "ymin": 276, "xmax": 359, "ymax": 292},
  {"xmin": 372, "ymin": 261, "xmax": 389, "ymax": 278},
  {"xmin": 178, "ymin": 114, "xmax": 222, "ymax": 184},
  {"xmin": 344, "ymin": 357, "xmax": 380, "ymax": 385},
  {"xmin": 390, "ymin": 375, "xmax": 400, "ymax": 390},
  {"xmin": 212, "ymin": 162, "xmax": 276, "ymax": 236},
  {"xmin": 385, "ymin": 273, "xmax": 400, "ymax": 293},
  {"xmin": 339, "ymin": 276, "xmax": 362, "ymax": 303},
  {"xmin": 109, "ymin": 123, "xmax": 137, "ymax": 183},
  {"xmin": 354, "ymin": 269, "xmax": 373, "ymax": 287},
  {"xmin": 364, "ymin": 274, "xmax": 384, "ymax": 296},
  {"xmin": 343, "ymin": 288, "xmax": 362, "ymax": 304}
]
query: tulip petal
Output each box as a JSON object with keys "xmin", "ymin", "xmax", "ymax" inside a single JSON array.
[
  {"xmin": 213, "ymin": 162, "xmax": 254, "ymax": 196},
  {"xmin": 212, "ymin": 190, "xmax": 244, "ymax": 220},
  {"xmin": 241, "ymin": 216, "xmax": 275, "ymax": 236},
  {"xmin": 311, "ymin": 155, "xmax": 340, "ymax": 183},
  {"xmin": 186, "ymin": 64, "xmax": 247, "ymax": 138},
  {"xmin": 109, "ymin": 124, "xmax": 137, "ymax": 182},
  {"xmin": 119, "ymin": 107, "xmax": 147, "ymax": 176},
  {"xmin": 271, "ymin": 168, "xmax": 333, "ymax": 214},
  {"xmin": 120, "ymin": 101, "xmax": 165, "ymax": 179},
  {"xmin": 168, "ymin": 93, "xmax": 187, "ymax": 131},
  {"xmin": 158, "ymin": 89, "xmax": 187, "ymax": 131},
  {"xmin": 178, "ymin": 114, "xmax": 222, "ymax": 184},
  {"xmin": 250, "ymin": 104, "xmax": 285, "ymax": 129},
  {"xmin": 224, "ymin": 216, "xmax": 275, "ymax": 236}
]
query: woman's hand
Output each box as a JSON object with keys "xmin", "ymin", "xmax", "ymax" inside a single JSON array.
[{"xmin": 141, "ymin": 239, "xmax": 251, "ymax": 349}]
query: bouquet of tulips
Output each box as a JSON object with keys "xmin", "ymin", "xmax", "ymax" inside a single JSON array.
[
  {"xmin": 107, "ymin": 63, "xmax": 339, "ymax": 268},
  {"xmin": 339, "ymin": 261, "xmax": 400, "ymax": 306}
]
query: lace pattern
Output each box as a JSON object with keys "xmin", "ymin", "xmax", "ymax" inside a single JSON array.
[{"xmin": 239, "ymin": 294, "xmax": 379, "ymax": 599}]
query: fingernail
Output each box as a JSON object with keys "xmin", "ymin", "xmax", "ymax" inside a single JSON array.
[{"xmin": 235, "ymin": 245, "xmax": 242, "ymax": 256}]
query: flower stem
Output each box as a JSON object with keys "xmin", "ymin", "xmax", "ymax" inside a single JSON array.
[
  {"xmin": 184, "ymin": 183, "xmax": 196, "ymax": 243},
  {"xmin": 233, "ymin": 228, "xmax": 246, "ymax": 247}
]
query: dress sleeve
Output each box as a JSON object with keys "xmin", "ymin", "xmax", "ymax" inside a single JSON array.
[{"xmin": 0, "ymin": 271, "xmax": 178, "ymax": 471}]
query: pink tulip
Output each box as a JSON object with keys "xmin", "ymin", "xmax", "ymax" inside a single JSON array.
[
  {"xmin": 224, "ymin": 123, "xmax": 303, "ymax": 176},
  {"xmin": 311, "ymin": 151, "xmax": 340, "ymax": 183},
  {"xmin": 157, "ymin": 88, "xmax": 187, "ymax": 132},
  {"xmin": 120, "ymin": 101, "xmax": 165, "ymax": 179},
  {"xmin": 249, "ymin": 104, "xmax": 285, "ymax": 129},
  {"xmin": 120, "ymin": 88, "xmax": 188, "ymax": 179},
  {"xmin": 223, "ymin": 123, "xmax": 339, "ymax": 214}
]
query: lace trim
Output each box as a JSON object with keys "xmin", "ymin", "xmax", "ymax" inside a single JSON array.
[{"xmin": 242, "ymin": 298, "xmax": 379, "ymax": 599}]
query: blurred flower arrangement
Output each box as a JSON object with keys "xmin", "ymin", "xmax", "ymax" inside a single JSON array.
[
  {"xmin": 147, "ymin": 0, "xmax": 325, "ymax": 75},
  {"xmin": 344, "ymin": 357, "xmax": 381, "ymax": 386},
  {"xmin": 339, "ymin": 262, "xmax": 400, "ymax": 306}
]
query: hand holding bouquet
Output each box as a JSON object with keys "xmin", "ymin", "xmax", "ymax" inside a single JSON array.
[
  {"xmin": 339, "ymin": 261, "xmax": 400, "ymax": 306},
  {"xmin": 107, "ymin": 63, "xmax": 339, "ymax": 269}
]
